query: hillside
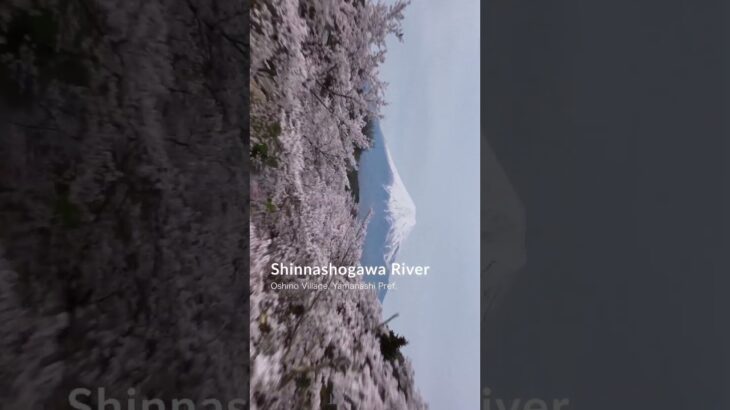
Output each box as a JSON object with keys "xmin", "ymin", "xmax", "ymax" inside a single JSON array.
[
  {"xmin": 0, "ymin": 0, "xmax": 249, "ymax": 407},
  {"xmin": 249, "ymin": 0, "xmax": 426, "ymax": 408}
]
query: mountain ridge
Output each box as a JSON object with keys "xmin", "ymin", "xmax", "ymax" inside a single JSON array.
[{"xmin": 358, "ymin": 119, "xmax": 416, "ymax": 301}]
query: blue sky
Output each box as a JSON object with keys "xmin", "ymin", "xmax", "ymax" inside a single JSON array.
[{"xmin": 379, "ymin": 1, "xmax": 480, "ymax": 408}]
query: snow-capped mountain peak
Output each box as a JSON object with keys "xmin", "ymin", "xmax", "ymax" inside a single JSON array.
[
  {"xmin": 358, "ymin": 119, "xmax": 415, "ymax": 301},
  {"xmin": 383, "ymin": 155, "xmax": 416, "ymax": 264}
]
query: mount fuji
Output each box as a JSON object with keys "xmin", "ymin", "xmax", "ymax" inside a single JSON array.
[{"xmin": 357, "ymin": 119, "xmax": 416, "ymax": 301}]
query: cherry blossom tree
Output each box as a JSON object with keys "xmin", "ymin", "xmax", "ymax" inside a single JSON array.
[{"xmin": 250, "ymin": 0, "xmax": 425, "ymax": 408}]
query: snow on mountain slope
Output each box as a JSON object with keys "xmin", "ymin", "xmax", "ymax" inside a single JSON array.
[
  {"xmin": 358, "ymin": 119, "xmax": 416, "ymax": 301},
  {"xmin": 384, "ymin": 148, "xmax": 417, "ymax": 263}
]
